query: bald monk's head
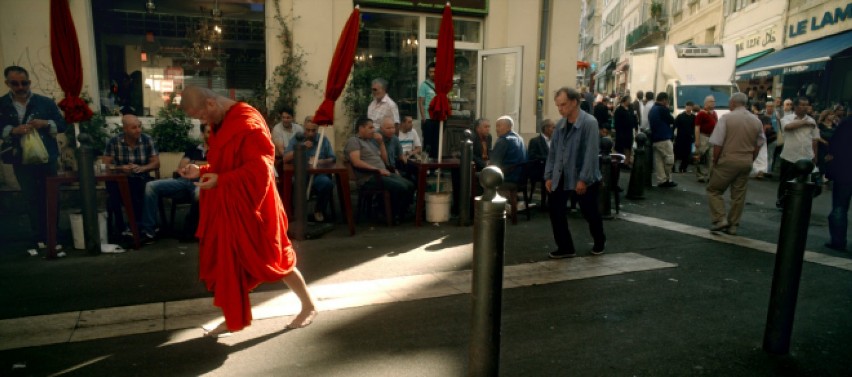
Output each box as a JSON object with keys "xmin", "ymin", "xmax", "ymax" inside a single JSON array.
[{"xmin": 181, "ymin": 86, "xmax": 235, "ymax": 128}]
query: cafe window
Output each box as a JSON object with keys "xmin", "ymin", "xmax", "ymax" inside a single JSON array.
[
  {"xmin": 355, "ymin": 10, "xmax": 483, "ymax": 121},
  {"xmin": 90, "ymin": 0, "xmax": 266, "ymax": 117}
]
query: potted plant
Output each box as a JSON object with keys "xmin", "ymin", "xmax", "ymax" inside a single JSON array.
[
  {"xmin": 650, "ymin": 1, "xmax": 663, "ymax": 19},
  {"xmin": 150, "ymin": 96, "xmax": 195, "ymax": 178}
]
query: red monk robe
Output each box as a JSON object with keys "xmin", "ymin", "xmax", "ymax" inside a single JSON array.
[{"xmin": 195, "ymin": 102, "xmax": 296, "ymax": 332}]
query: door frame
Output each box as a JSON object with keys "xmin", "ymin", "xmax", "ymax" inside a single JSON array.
[{"xmin": 476, "ymin": 46, "xmax": 524, "ymax": 128}]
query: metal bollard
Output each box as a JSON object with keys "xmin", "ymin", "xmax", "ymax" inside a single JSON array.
[
  {"xmin": 459, "ymin": 129, "xmax": 473, "ymax": 226},
  {"xmin": 469, "ymin": 167, "xmax": 506, "ymax": 377},
  {"xmin": 643, "ymin": 129, "xmax": 654, "ymax": 188},
  {"xmin": 599, "ymin": 136, "xmax": 613, "ymax": 219},
  {"xmin": 763, "ymin": 159, "xmax": 817, "ymax": 355},
  {"xmin": 291, "ymin": 133, "xmax": 307, "ymax": 241},
  {"xmin": 75, "ymin": 133, "xmax": 101, "ymax": 256},
  {"xmin": 626, "ymin": 133, "xmax": 647, "ymax": 200},
  {"xmin": 610, "ymin": 152, "xmax": 626, "ymax": 214}
]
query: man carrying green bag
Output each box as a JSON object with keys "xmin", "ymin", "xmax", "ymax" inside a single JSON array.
[{"xmin": 1, "ymin": 65, "xmax": 68, "ymax": 254}]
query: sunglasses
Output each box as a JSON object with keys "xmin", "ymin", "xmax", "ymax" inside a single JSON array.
[{"xmin": 7, "ymin": 80, "xmax": 31, "ymax": 87}]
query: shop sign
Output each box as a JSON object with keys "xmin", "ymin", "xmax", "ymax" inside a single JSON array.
[
  {"xmin": 735, "ymin": 26, "xmax": 779, "ymax": 53},
  {"xmin": 788, "ymin": 1, "xmax": 852, "ymax": 39}
]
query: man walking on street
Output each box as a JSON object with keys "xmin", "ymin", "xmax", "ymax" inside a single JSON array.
[
  {"xmin": 776, "ymin": 97, "xmax": 819, "ymax": 209},
  {"xmin": 706, "ymin": 92, "xmax": 765, "ymax": 235},
  {"xmin": 649, "ymin": 92, "xmax": 677, "ymax": 188},
  {"xmin": 695, "ymin": 95, "xmax": 718, "ymax": 183},
  {"xmin": 546, "ymin": 88, "xmax": 606, "ymax": 258},
  {"xmin": 825, "ymin": 115, "xmax": 851, "ymax": 251}
]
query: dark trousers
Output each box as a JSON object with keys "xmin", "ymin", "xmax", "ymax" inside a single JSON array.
[
  {"xmin": 548, "ymin": 180, "xmax": 606, "ymax": 252},
  {"xmin": 13, "ymin": 160, "xmax": 58, "ymax": 243},
  {"xmin": 106, "ymin": 175, "xmax": 149, "ymax": 234},
  {"xmin": 777, "ymin": 159, "xmax": 797, "ymax": 203},
  {"xmin": 422, "ymin": 119, "xmax": 440, "ymax": 158},
  {"xmin": 828, "ymin": 180, "xmax": 851, "ymax": 248},
  {"xmin": 363, "ymin": 174, "xmax": 415, "ymax": 220}
]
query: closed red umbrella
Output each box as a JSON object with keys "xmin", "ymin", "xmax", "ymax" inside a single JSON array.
[
  {"xmin": 429, "ymin": 2, "xmax": 454, "ymax": 191},
  {"xmin": 307, "ymin": 5, "xmax": 360, "ymax": 194},
  {"xmin": 313, "ymin": 6, "xmax": 361, "ymax": 126},
  {"xmin": 50, "ymin": 0, "xmax": 93, "ymax": 124}
]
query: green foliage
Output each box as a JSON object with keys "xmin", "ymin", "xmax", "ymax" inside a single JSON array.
[
  {"xmin": 150, "ymin": 98, "xmax": 194, "ymax": 152},
  {"xmin": 66, "ymin": 113, "xmax": 117, "ymax": 155},
  {"xmin": 651, "ymin": 1, "xmax": 663, "ymax": 17},
  {"xmin": 261, "ymin": 1, "xmax": 319, "ymax": 123},
  {"xmin": 342, "ymin": 60, "xmax": 400, "ymax": 123}
]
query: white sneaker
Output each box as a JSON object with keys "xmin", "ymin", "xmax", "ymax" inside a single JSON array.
[{"xmin": 37, "ymin": 242, "xmax": 62, "ymax": 251}]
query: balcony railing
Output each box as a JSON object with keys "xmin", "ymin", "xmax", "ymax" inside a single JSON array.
[{"xmin": 626, "ymin": 17, "xmax": 667, "ymax": 49}]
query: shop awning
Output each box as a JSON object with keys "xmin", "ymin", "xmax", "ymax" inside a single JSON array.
[
  {"xmin": 735, "ymin": 30, "xmax": 852, "ymax": 80},
  {"xmin": 735, "ymin": 49, "xmax": 774, "ymax": 67},
  {"xmin": 595, "ymin": 61, "xmax": 614, "ymax": 77}
]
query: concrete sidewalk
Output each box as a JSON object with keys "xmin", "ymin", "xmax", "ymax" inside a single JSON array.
[{"xmin": 1, "ymin": 172, "xmax": 850, "ymax": 376}]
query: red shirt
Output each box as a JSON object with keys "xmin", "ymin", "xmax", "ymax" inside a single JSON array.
[{"xmin": 695, "ymin": 110, "xmax": 718, "ymax": 135}]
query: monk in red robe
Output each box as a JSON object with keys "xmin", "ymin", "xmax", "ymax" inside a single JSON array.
[{"xmin": 179, "ymin": 86, "xmax": 317, "ymax": 337}]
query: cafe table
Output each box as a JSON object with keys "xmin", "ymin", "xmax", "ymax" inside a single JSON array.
[{"xmin": 277, "ymin": 161, "xmax": 356, "ymax": 236}]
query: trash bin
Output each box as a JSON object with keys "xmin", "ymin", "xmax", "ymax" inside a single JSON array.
[{"xmin": 69, "ymin": 211, "xmax": 107, "ymax": 250}]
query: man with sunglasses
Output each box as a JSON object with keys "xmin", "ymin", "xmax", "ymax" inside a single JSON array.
[{"xmin": 1, "ymin": 65, "xmax": 67, "ymax": 254}]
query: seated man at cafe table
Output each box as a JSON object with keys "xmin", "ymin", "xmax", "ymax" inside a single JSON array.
[
  {"xmin": 345, "ymin": 117, "xmax": 414, "ymax": 224},
  {"xmin": 137, "ymin": 123, "xmax": 210, "ymax": 244},
  {"xmin": 378, "ymin": 116, "xmax": 406, "ymax": 171},
  {"xmin": 489, "ymin": 115, "xmax": 527, "ymax": 187},
  {"xmin": 102, "ymin": 114, "xmax": 160, "ymax": 239},
  {"xmin": 471, "ymin": 118, "xmax": 493, "ymax": 171},
  {"xmin": 283, "ymin": 116, "xmax": 336, "ymax": 222}
]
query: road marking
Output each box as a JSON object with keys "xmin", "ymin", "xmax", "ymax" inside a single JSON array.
[
  {"xmin": 0, "ymin": 252, "xmax": 675, "ymax": 351},
  {"xmin": 620, "ymin": 212, "xmax": 852, "ymax": 272}
]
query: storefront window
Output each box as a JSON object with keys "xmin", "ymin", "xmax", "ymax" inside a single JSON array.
[
  {"xmin": 350, "ymin": 11, "xmax": 482, "ymax": 122},
  {"xmin": 90, "ymin": 0, "xmax": 266, "ymax": 117},
  {"xmin": 425, "ymin": 18, "xmax": 481, "ymax": 42}
]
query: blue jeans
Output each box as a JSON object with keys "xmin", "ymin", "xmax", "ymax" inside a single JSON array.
[
  {"xmin": 140, "ymin": 178, "xmax": 197, "ymax": 235},
  {"xmin": 828, "ymin": 180, "xmax": 852, "ymax": 248},
  {"xmin": 312, "ymin": 174, "xmax": 333, "ymax": 215}
]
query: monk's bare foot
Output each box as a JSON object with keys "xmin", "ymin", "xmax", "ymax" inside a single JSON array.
[
  {"xmin": 286, "ymin": 309, "xmax": 317, "ymax": 329},
  {"xmin": 202, "ymin": 322, "xmax": 232, "ymax": 338}
]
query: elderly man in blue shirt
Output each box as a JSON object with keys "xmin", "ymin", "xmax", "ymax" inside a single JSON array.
[
  {"xmin": 283, "ymin": 116, "xmax": 336, "ymax": 223},
  {"xmin": 545, "ymin": 87, "xmax": 606, "ymax": 258},
  {"xmin": 489, "ymin": 115, "xmax": 526, "ymax": 185}
]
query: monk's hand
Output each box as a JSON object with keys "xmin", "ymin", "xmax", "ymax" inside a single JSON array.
[
  {"xmin": 545, "ymin": 179, "xmax": 553, "ymax": 193},
  {"xmin": 196, "ymin": 173, "xmax": 219, "ymax": 189},
  {"xmin": 179, "ymin": 164, "xmax": 201, "ymax": 180},
  {"xmin": 575, "ymin": 180, "xmax": 587, "ymax": 195}
]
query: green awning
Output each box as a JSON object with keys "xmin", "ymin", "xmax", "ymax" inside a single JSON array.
[{"xmin": 736, "ymin": 49, "xmax": 774, "ymax": 67}]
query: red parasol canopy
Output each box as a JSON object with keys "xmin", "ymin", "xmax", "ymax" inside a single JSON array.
[
  {"xmin": 50, "ymin": 0, "xmax": 93, "ymax": 123},
  {"xmin": 313, "ymin": 6, "xmax": 361, "ymax": 125},
  {"xmin": 428, "ymin": 3, "xmax": 455, "ymax": 122}
]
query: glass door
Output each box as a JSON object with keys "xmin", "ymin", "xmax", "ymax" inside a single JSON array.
[{"xmin": 477, "ymin": 47, "xmax": 523, "ymax": 139}]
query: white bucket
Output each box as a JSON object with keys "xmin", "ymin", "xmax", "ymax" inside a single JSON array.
[
  {"xmin": 69, "ymin": 211, "xmax": 107, "ymax": 250},
  {"xmin": 425, "ymin": 192, "xmax": 451, "ymax": 223}
]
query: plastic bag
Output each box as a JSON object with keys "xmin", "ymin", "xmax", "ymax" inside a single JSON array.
[{"xmin": 21, "ymin": 132, "xmax": 48, "ymax": 165}]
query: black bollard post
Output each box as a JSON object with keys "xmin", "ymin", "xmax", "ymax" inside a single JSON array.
[
  {"xmin": 76, "ymin": 133, "xmax": 101, "ymax": 256},
  {"xmin": 610, "ymin": 152, "xmax": 626, "ymax": 214},
  {"xmin": 291, "ymin": 133, "xmax": 307, "ymax": 241},
  {"xmin": 644, "ymin": 129, "xmax": 654, "ymax": 188},
  {"xmin": 469, "ymin": 167, "xmax": 506, "ymax": 377},
  {"xmin": 626, "ymin": 133, "xmax": 647, "ymax": 200},
  {"xmin": 599, "ymin": 136, "xmax": 613, "ymax": 219},
  {"xmin": 459, "ymin": 129, "xmax": 473, "ymax": 226},
  {"xmin": 763, "ymin": 159, "xmax": 817, "ymax": 355}
]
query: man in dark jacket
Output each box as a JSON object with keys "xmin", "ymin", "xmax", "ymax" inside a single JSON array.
[
  {"xmin": 594, "ymin": 97, "xmax": 612, "ymax": 136},
  {"xmin": 826, "ymin": 115, "xmax": 852, "ymax": 251},
  {"xmin": 649, "ymin": 92, "xmax": 677, "ymax": 187},
  {"xmin": 1, "ymin": 65, "xmax": 67, "ymax": 253}
]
